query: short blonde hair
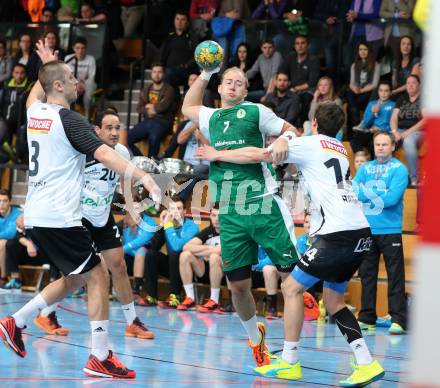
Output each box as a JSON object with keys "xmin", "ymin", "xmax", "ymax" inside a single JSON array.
[{"xmin": 221, "ymin": 66, "xmax": 249, "ymax": 88}]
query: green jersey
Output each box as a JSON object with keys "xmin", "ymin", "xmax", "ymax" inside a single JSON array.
[{"xmin": 199, "ymin": 101, "xmax": 284, "ymax": 211}]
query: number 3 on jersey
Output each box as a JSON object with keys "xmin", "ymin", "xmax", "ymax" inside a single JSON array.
[{"xmin": 29, "ymin": 140, "xmax": 40, "ymax": 177}]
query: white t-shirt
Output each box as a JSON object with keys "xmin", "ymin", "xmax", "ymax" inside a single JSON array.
[
  {"xmin": 81, "ymin": 143, "xmax": 130, "ymax": 227},
  {"xmin": 280, "ymin": 133, "xmax": 369, "ymax": 235}
]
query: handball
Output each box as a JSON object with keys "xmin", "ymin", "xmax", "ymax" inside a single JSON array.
[{"xmin": 194, "ymin": 40, "xmax": 224, "ymax": 71}]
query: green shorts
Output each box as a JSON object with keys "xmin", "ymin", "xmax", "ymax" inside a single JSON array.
[{"xmin": 218, "ymin": 195, "xmax": 299, "ymax": 273}]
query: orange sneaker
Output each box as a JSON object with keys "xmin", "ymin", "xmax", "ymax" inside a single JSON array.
[
  {"xmin": 125, "ymin": 317, "xmax": 154, "ymax": 339},
  {"xmin": 197, "ymin": 299, "xmax": 220, "ymax": 313},
  {"xmin": 177, "ymin": 296, "xmax": 195, "ymax": 311},
  {"xmin": 83, "ymin": 350, "xmax": 136, "ymax": 378},
  {"xmin": 33, "ymin": 311, "xmax": 69, "ymax": 336},
  {"xmin": 247, "ymin": 322, "xmax": 271, "ymax": 367},
  {"xmin": 303, "ymin": 292, "xmax": 320, "ymax": 321}
]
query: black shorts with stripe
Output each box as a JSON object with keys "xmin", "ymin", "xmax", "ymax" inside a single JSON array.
[
  {"xmin": 26, "ymin": 226, "xmax": 101, "ymax": 275},
  {"xmin": 81, "ymin": 214, "xmax": 122, "ymax": 252}
]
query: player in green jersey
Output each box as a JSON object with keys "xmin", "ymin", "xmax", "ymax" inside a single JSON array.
[{"xmin": 182, "ymin": 65, "xmax": 300, "ymax": 368}]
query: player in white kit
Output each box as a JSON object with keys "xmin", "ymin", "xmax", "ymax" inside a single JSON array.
[
  {"xmin": 0, "ymin": 41, "xmax": 160, "ymax": 378},
  {"xmin": 33, "ymin": 109, "xmax": 154, "ymax": 339},
  {"xmin": 196, "ymin": 103, "xmax": 385, "ymax": 386}
]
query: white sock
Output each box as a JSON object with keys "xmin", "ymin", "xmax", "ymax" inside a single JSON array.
[
  {"xmin": 90, "ymin": 320, "xmax": 109, "ymax": 361},
  {"xmin": 241, "ymin": 315, "xmax": 261, "ymax": 345},
  {"xmin": 12, "ymin": 294, "xmax": 48, "ymax": 328},
  {"xmin": 210, "ymin": 288, "xmax": 220, "ymax": 304},
  {"xmin": 184, "ymin": 284, "xmax": 195, "ymax": 300},
  {"xmin": 121, "ymin": 302, "xmax": 136, "ymax": 325},
  {"xmin": 350, "ymin": 338, "xmax": 373, "ymax": 365},
  {"xmin": 282, "ymin": 340, "xmax": 299, "ymax": 364},
  {"xmin": 41, "ymin": 304, "xmax": 57, "ymax": 317}
]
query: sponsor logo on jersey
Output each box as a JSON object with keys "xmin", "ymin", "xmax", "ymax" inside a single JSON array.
[
  {"xmin": 320, "ymin": 139, "xmax": 348, "ymax": 157},
  {"xmin": 27, "ymin": 117, "xmax": 53, "ymax": 134}
]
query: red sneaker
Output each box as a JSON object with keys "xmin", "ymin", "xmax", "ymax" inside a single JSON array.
[
  {"xmin": 247, "ymin": 322, "xmax": 271, "ymax": 367},
  {"xmin": 125, "ymin": 317, "xmax": 154, "ymax": 339},
  {"xmin": 177, "ymin": 296, "xmax": 195, "ymax": 311},
  {"xmin": 33, "ymin": 311, "xmax": 69, "ymax": 336},
  {"xmin": 83, "ymin": 350, "xmax": 136, "ymax": 378},
  {"xmin": 197, "ymin": 299, "xmax": 219, "ymax": 313},
  {"xmin": 0, "ymin": 316, "xmax": 26, "ymax": 358}
]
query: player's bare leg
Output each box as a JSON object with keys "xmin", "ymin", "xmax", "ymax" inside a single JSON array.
[{"xmin": 178, "ymin": 251, "xmax": 205, "ymax": 310}]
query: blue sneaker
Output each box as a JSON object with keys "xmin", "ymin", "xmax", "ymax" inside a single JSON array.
[
  {"xmin": 388, "ymin": 322, "xmax": 405, "ymax": 335},
  {"xmin": 376, "ymin": 315, "xmax": 392, "ymax": 328},
  {"xmin": 2, "ymin": 278, "xmax": 22, "ymax": 290}
]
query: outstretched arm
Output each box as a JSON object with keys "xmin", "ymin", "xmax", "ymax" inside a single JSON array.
[{"xmin": 195, "ymin": 145, "xmax": 272, "ymax": 164}]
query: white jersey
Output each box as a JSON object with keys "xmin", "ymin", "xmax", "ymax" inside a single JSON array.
[
  {"xmin": 81, "ymin": 144, "xmax": 130, "ymax": 227},
  {"xmin": 281, "ymin": 133, "xmax": 369, "ymax": 235},
  {"xmin": 24, "ymin": 101, "xmax": 103, "ymax": 228}
]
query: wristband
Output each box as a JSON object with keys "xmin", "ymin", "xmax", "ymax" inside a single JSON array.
[
  {"xmin": 164, "ymin": 222, "xmax": 174, "ymax": 230},
  {"xmin": 200, "ymin": 70, "xmax": 212, "ymax": 81}
]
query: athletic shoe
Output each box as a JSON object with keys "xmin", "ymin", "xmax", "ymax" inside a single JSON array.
[
  {"xmin": 83, "ymin": 350, "xmax": 136, "ymax": 378},
  {"xmin": 0, "ymin": 316, "xmax": 26, "ymax": 358},
  {"xmin": 217, "ymin": 303, "xmax": 235, "ymax": 314},
  {"xmin": 177, "ymin": 297, "xmax": 196, "ymax": 311},
  {"xmin": 303, "ymin": 292, "xmax": 320, "ymax": 321},
  {"xmin": 197, "ymin": 299, "xmax": 219, "ymax": 313},
  {"xmin": 376, "ymin": 314, "xmax": 392, "ymax": 328},
  {"xmin": 358, "ymin": 321, "xmax": 376, "ymax": 331},
  {"xmin": 2, "ymin": 278, "xmax": 22, "ymax": 290},
  {"xmin": 136, "ymin": 294, "xmax": 157, "ymax": 307},
  {"xmin": 388, "ymin": 322, "xmax": 405, "ymax": 335},
  {"xmin": 158, "ymin": 294, "xmax": 180, "ymax": 309},
  {"xmin": 339, "ymin": 359, "xmax": 385, "ymax": 387},
  {"xmin": 33, "ymin": 311, "xmax": 69, "ymax": 336},
  {"xmin": 254, "ymin": 356, "xmax": 302, "ymax": 380},
  {"xmin": 265, "ymin": 307, "xmax": 281, "ymax": 320},
  {"xmin": 248, "ymin": 322, "xmax": 271, "ymax": 367},
  {"xmin": 125, "ymin": 317, "xmax": 154, "ymax": 339}
]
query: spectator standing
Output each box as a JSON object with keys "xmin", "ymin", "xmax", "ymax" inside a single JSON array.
[
  {"xmin": 138, "ymin": 195, "xmax": 199, "ymax": 308},
  {"xmin": 190, "ymin": 0, "xmax": 220, "ymax": 40},
  {"xmin": 252, "ymin": 0, "xmax": 288, "ymax": 20},
  {"xmin": 246, "ymin": 39, "xmax": 283, "ymax": 102},
  {"xmin": 265, "ymin": 72, "xmax": 301, "ymax": 126},
  {"xmin": 278, "ymin": 35, "xmax": 320, "ymax": 124},
  {"xmin": 380, "ymin": 0, "xmax": 416, "ymax": 61},
  {"xmin": 346, "ymin": 0, "xmax": 384, "ymax": 62},
  {"xmin": 160, "ymin": 11, "xmax": 198, "ymax": 99},
  {"xmin": 347, "ymin": 42, "xmax": 380, "ymax": 133},
  {"xmin": 390, "ymin": 74, "xmax": 423, "ymax": 186},
  {"xmin": 351, "ymin": 81, "xmax": 396, "ymax": 154},
  {"xmin": 177, "ymin": 206, "xmax": 223, "ymax": 312},
  {"xmin": 128, "ymin": 63, "xmax": 176, "ymax": 158},
  {"xmin": 0, "ymin": 189, "xmax": 21, "ymax": 282},
  {"xmin": 119, "ymin": 0, "xmax": 144, "ymax": 38},
  {"xmin": 391, "ymin": 35, "xmax": 420, "ymax": 100},
  {"xmin": 354, "ymin": 131, "xmax": 408, "ymax": 335},
  {"xmin": 12, "ymin": 33, "xmax": 39, "ymax": 82},
  {"xmin": 0, "ymin": 40, "xmax": 12, "ymax": 88},
  {"xmin": 64, "ymin": 37, "xmax": 96, "ymax": 118}
]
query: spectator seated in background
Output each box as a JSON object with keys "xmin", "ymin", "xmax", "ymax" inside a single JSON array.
[
  {"xmin": 0, "ymin": 40, "xmax": 12, "ymax": 89},
  {"xmin": 354, "ymin": 131, "xmax": 408, "ymax": 335},
  {"xmin": 177, "ymin": 205, "xmax": 223, "ymax": 312},
  {"xmin": 0, "ymin": 63, "xmax": 32, "ymax": 158},
  {"xmin": 277, "ymin": 35, "xmax": 320, "ymax": 125},
  {"xmin": 12, "ymin": 33, "xmax": 39, "ymax": 82},
  {"xmin": 391, "ymin": 36, "xmax": 420, "ymax": 101},
  {"xmin": 65, "ymin": 37, "xmax": 96, "ymax": 118},
  {"xmin": 77, "ymin": 1, "xmax": 107, "ymax": 23},
  {"xmin": 353, "ymin": 149, "xmax": 371, "ymax": 173},
  {"xmin": 189, "ymin": 0, "xmax": 220, "ymax": 40},
  {"xmin": 303, "ymin": 76, "xmax": 343, "ymax": 136},
  {"xmin": 0, "ymin": 189, "xmax": 21, "ymax": 284},
  {"xmin": 40, "ymin": 6, "xmax": 56, "ymax": 23},
  {"xmin": 347, "ymin": 42, "xmax": 380, "ymax": 133},
  {"xmin": 251, "ymin": 246, "xmax": 281, "ymax": 320},
  {"xmin": 245, "ymin": 39, "xmax": 282, "ymax": 102},
  {"xmin": 2, "ymin": 214, "xmax": 53, "ymax": 291},
  {"xmin": 137, "ymin": 195, "xmax": 199, "ymax": 308},
  {"xmin": 351, "ymin": 81, "xmax": 395, "ymax": 155},
  {"xmin": 390, "ymin": 74, "xmax": 423, "ymax": 186},
  {"xmin": 128, "ymin": 63, "xmax": 176, "ymax": 158},
  {"xmin": 265, "ymin": 72, "xmax": 301, "ymax": 127},
  {"xmin": 160, "ymin": 10, "xmax": 198, "ymax": 100},
  {"xmin": 122, "ymin": 210, "xmax": 157, "ymax": 295}
]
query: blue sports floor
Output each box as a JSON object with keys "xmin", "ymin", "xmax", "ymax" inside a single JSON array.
[{"xmin": 0, "ymin": 292, "xmax": 407, "ymax": 387}]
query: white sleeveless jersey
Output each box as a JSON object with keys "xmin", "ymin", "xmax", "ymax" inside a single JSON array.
[
  {"xmin": 281, "ymin": 133, "xmax": 369, "ymax": 235},
  {"xmin": 24, "ymin": 101, "xmax": 103, "ymax": 228},
  {"xmin": 81, "ymin": 144, "xmax": 130, "ymax": 227}
]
